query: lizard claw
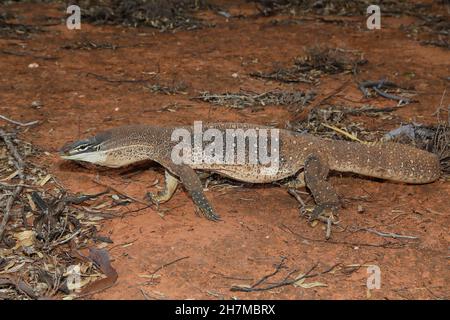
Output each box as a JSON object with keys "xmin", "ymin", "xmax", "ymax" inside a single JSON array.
[
  {"xmin": 146, "ymin": 192, "xmax": 160, "ymax": 209},
  {"xmin": 194, "ymin": 204, "xmax": 221, "ymax": 221},
  {"xmin": 208, "ymin": 211, "xmax": 221, "ymax": 221},
  {"xmin": 196, "ymin": 205, "xmax": 221, "ymax": 221},
  {"xmin": 309, "ymin": 202, "xmax": 339, "ymax": 222},
  {"xmin": 190, "ymin": 190, "xmax": 221, "ymax": 221}
]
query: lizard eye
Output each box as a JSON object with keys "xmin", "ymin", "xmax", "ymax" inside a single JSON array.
[{"xmin": 75, "ymin": 144, "xmax": 90, "ymax": 152}]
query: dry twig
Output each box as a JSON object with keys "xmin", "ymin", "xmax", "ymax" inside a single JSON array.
[
  {"xmin": 0, "ymin": 115, "xmax": 39, "ymax": 127},
  {"xmin": 0, "ymin": 129, "xmax": 25, "ymax": 240}
]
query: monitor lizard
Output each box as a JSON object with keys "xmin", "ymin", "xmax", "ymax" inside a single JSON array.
[{"xmin": 59, "ymin": 123, "xmax": 441, "ymax": 221}]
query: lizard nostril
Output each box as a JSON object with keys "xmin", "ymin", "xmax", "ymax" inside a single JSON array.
[{"xmin": 59, "ymin": 141, "xmax": 75, "ymax": 154}]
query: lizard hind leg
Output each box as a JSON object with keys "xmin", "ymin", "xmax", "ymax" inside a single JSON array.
[
  {"xmin": 304, "ymin": 154, "xmax": 341, "ymax": 221},
  {"xmin": 283, "ymin": 171, "xmax": 306, "ymax": 189},
  {"xmin": 146, "ymin": 170, "xmax": 179, "ymax": 206}
]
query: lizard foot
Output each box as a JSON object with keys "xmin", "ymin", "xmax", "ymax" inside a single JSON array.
[
  {"xmin": 283, "ymin": 172, "xmax": 306, "ymax": 189},
  {"xmin": 169, "ymin": 164, "xmax": 221, "ymax": 222},
  {"xmin": 146, "ymin": 192, "xmax": 161, "ymax": 209},
  {"xmin": 309, "ymin": 202, "xmax": 340, "ymax": 222},
  {"xmin": 194, "ymin": 205, "xmax": 221, "ymax": 222},
  {"xmin": 191, "ymin": 191, "xmax": 221, "ymax": 221}
]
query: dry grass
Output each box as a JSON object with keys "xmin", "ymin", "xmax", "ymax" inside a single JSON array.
[
  {"xmin": 194, "ymin": 89, "xmax": 315, "ymax": 110},
  {"xmin": 251, "ymin": 47, "xmax": 367, "ymax": 84},
  {"xmin": 79, "ymin": 0, "xmax": 210, "ymax": 30},
  {"xmin": 250, "ymin": 0, "xmax": 435, "ymax": 17}
]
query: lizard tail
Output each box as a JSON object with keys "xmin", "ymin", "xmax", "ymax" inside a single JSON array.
[{"xmin": 324, "ymin": 140, "xmax": 441, "ymax": 184}]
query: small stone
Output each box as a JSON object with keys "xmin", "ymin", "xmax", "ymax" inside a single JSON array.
[
  {"xmin": 231, "ymin": 73, "xmax": 238, "ymax": 78},
  {"xmin": 357, "ymin": 205, "xmax": 365, "ymax": 214},
  {"xmin": 28, "ymin": 63, "xmax": 39, "ymax": 68},
  {"xmin": 31, "ymin": 100, "xmax": 43, "ymax": 109}
]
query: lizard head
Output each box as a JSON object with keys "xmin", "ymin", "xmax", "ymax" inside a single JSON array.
[
  {"xmin": 59, "ymin": 133, "xmax": 110, "ymax": 165},
  {"xmin": 59, "ymin": 125, "xmax": 155, "ymax": 168},
  {"xmin": 59, "ymin": 132, "xmax": 116, "ymax": 165}
]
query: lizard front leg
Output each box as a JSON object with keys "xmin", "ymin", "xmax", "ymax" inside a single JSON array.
[
  {"xmin": 170, "ymin": 165, "xmax": 221, "ymax": 221},
  {"xmin": 146, "ymin": 170, "xmax": 179, "ymax": 206},
  {"xmin": 304, "ymin": 154, "xmax": 341, "ymax": 221}
]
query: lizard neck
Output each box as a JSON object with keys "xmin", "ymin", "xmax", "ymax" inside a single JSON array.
[{"xmin": 99, "ymin": 125, "xmax": 172, "ymax": 167}]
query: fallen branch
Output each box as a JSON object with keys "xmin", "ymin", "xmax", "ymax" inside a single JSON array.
[
  {"xmin": 230, "ymin": 258, "xmax": 336, "ymax": 292},
  {"xmin": 358, "ymin": 79, "xmax": 413, "ymax": 104},
  {"xmin": 358, "ymin": 80, "xmax": 398, "ymax": 97},
  {"xmin": 138, "ymin": 255, "xmax": 190, "ymax": 286},
  {"xmin": 0, "ymin": 114, "xmax": 39, "ymax": 127},
  {"xmin": 86, "ymin": 72, "xmax": 156, "ymax": 85},
  {"xmin": 92, "ymin": 178, "xmax": 148, "ymax": 206},
  {"xmin": 0, "ymin": 49, "xmax": 58, "ymax": 61},
  {"xmin": 372, "ymin": 86, "xmax": 412, "ymax": 104},
  {"xmin": 150, "ymin": 256, "xmax": 189, "ymax": 278},
  {"xmin": 355, "ymin": 227, "xmax": 419, "ymax": 240},
  {"xmin": 291, "ymin": 80, "xmax": 350, "ymax": 122},
  {"xmin": 280, "ymin": 224, "xmax": 405, "ymax": 249}
]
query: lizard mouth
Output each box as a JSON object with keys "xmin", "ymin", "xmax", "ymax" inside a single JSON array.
[
  {"xmin": 59, "ymin": 149, "xmax": 108, "ymax": 164},
  {"xmin": 58, "ymin": 137, "xmax": 101, "ymax": 157},
  {"xmin": 59, "ymin": 141, "xmax": 76, "ymax": 156}
]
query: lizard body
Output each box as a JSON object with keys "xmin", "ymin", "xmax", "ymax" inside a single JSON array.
[{"xmin": 60, "ymin": 123, "xmax": 441, "ymax": 221}]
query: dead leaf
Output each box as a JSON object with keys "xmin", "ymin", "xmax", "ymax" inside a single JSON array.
[
  {"xmin": 38, "ymin": 174, "xmax": 52, "ymax": 186},
  {"xmin": 76, "ymin": 248, "xmax": 118, "ymax": 298},
  {"xmin": 13, "ymin": 230, "xmax": 35, "ymax": 249},
  {"xmin": 293, "ymin": 275, "xmax": 327, "ymax": 288},
  {"xmin": 26, "ymin": 193, "xmax": 37, "ymax": 211},
  {"xmin": 230, "ymin": 284, "xmax": 252, "ymax": 289},
  {"xmin": 294, "ymin": 280, "xmax": 328, "ymax": 289},
  {"xmin": 1, "ymin": 170, "xmax": 18, "ymax": 181},
  {"xmin": 138, "ymin": 274, "xmax": 161, "ymax": 279}
]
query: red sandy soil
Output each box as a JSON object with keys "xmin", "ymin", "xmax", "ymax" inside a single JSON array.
[{"xmin": 0, "ymin": 1, "xmax": 449, "ymax": 299}]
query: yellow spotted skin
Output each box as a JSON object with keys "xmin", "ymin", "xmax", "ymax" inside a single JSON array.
[{"xmin": 61, "ymin": 123, "xmax": 441, "ymax": 221}]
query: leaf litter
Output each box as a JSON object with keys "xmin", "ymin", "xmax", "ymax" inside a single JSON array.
[{"xmin": 0, "ymin": 128, "xmax": 120, "ymax": 300}]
